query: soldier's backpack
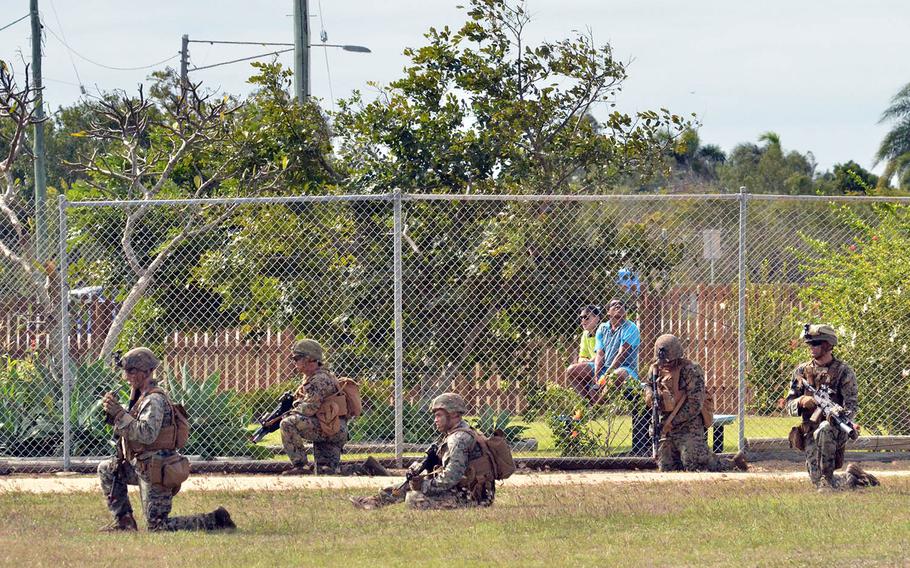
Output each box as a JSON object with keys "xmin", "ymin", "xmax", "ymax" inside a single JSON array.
[
  {"xmin": 452, "ymin": 428, "xmax": 516, "ymax": 481},
  {"xmin": 337, "ymin": 378, "xmax": 362, "ymax": 418}
]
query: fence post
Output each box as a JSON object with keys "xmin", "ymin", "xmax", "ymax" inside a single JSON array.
[
  {"xmin": 737, "ymin": 187, "xmax": 747, "ymax": 451},
  {"xmin": 393, "ymin": 190, "xmax": 404, "ymax": 467},
  {"xmin": 58, "ymin": 195, "xmax": 72, "ymax": 471}
]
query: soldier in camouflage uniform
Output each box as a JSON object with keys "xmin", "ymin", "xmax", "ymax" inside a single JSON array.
[
  {"xmin": 786, "ymin": 324, "xmax": 879, "ymax": 491},
  {"xmin": 644, "ymin": 335, "xmax": 748, "ymax": 473},
  {"xmin": 98, "ymin": 347, "xmax": 235, "ymax": 532},
  {"xmin": 350, "ymin": 393, "xmax": 495, "ymax": 510},
  {"xmin": 280, "ymin": 339, "xmax": 349, "ymax": 474}
]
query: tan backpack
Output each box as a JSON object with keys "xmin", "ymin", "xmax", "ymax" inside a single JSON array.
[
  {"xmin": 452, "ymin": 428, "xmax": 516, "ymax": 481},
  {"xmin": 337, "ymin": 378, "xmax": 362, "ymax": 418}
]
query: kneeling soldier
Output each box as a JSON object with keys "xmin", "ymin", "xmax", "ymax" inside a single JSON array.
[
  {"xmin": 280, "ymin": 339, "xmax": 350, "ymax": 474},
  {"xmin": 786, "ymin": 324, "xmax": 879, "ymax": 491},
  {"xmin": 644, "ymin": 335, "xmax": 747, "ymax": 473},
  {"xmin": 98, "ymin": 347, "xmax": 234, "ymax": 531},
  {"xmin": 350, "ymin": 393, "xmax": 496, "ymax": 510}
]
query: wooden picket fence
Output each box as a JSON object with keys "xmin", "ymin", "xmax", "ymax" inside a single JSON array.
[{"xmin": 0, "ymin": 285, "xmax": 801, "ymax": 413}]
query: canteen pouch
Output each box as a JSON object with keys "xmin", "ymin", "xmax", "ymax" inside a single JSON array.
[{"xmin": 148, "ymin": 453, "xmax": 191, "ymax": 489}]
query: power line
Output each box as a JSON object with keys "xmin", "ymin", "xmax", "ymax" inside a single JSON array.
[
  {"xmin": 316, "ymin": 0, "xmax": 335, "ymax": 110},
  {"xmin": 43, "ymin": 25, "xmax": 178, "ymax": 71},
  {"xmin": 0, "ymin": 13, "xmax": 29, "ymax": 33},
  {"xmin": 45, "ymin": 1, "xmax": 85, "ymax": 94},
  {"xmin": 189, "ymin": 39, "xmax": 294, "ymax": 47},
  {"xmin": 190, "ymin": 48, "xmax": 293, "ymax": 72}
]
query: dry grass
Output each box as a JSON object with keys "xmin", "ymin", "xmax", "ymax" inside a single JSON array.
[{"xmin": 1, "ymin": 477, "xmax": 908, "ymax": 567}]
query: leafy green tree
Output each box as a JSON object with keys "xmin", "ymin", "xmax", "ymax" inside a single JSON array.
[
  {"xmin": 334, "ymin": 0, "xmax": 689, "ymax": 195},
  {"xmin": 718, "ymin": 132, "xmax": 816, "ymax": 194},
  {"xmin": 815, "ymin": 160, "xmax": 880, "ymax": 195},
  {"xmin": 875, "ymin": 82, "xmax": 910, "ymax": 189}
]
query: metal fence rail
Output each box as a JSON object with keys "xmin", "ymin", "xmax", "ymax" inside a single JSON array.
[{"xmin": 1, "ymin": 191, "xmax": 909, "ymax": 471}]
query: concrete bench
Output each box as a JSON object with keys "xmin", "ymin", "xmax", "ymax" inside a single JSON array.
[{"xmin": 708, "ymin": 414, "xmax": 736, "ymax": 454}]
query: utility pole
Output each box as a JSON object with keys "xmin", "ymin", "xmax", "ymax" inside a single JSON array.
[
  {"xmin": 293, "ymin": 0, "xmax": 310, "ymax": 100},
  {"xmin": 30, "ymin": 0, "xmax": 47, "ymax": 262},
  {"xmin": 180, "ymin": 34, "xmax": 190, "ymax": 85}
]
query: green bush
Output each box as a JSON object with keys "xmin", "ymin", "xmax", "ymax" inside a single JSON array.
[
  {"xmin": 0, "ymin": 358, "xmax": 122, "ymax": 457},
  {"xmin": 236, "ymin": 379, "xmax": 299, "ymax": 422},
  {"xmin": 163, "ymin": 365, "xmax": 270, "ymax": 459},
  {"xmin": 744, "ymin": 275, "xmax": 801, "ymax": 415},
  {"xmin": 348, "ymin": 401, "xmax": 434, "ymax": 444},
  {"xmin": 470, "ymin": 406, "xmax": 528, "ymax": 443},
  {"xmin": 794, "ymin": 202, "xmax": 910, "ymax": 434}
]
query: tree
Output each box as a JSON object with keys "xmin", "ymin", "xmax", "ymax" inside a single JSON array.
[
  {"xmin": 718, "ymin": 132, "xmax": 815, "ymax": 194},
  {"xmin": 815, "ymin": 160, "xmax": 879, "ymax": 195},
  {"xmin": 334, "ymin": 0, "xmax": 689, "ymax": 195},
  {"xmin": 875, "ymin": 81, "xmax": 910, "ymax": 189},
  {"xmin": 69, "ymin": 74, "xmax": 285, "ymax": 360},
  {"xmin": 0, "ymin": 62, "xmax": 63, "ymax": 368}
]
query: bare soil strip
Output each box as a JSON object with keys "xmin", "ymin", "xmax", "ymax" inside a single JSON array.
[{"xmin": 2, "ymin": 469, "xmax": 909, "ymax": 494}]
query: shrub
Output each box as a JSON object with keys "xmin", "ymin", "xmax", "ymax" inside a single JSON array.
[
  {"xmin": 470, "ymin": 406, "xmax": 528, "ymax": 443},
  {"xmin": 794, "ymin": 202, "xmax": 910, "ymax": 434},
  {"xmin": 347, "ymin": 400, "xmax": 434, "ymax": 444},
  {"xmin": 162, "ymin": 365, "xmax": 270, "ymax": 459}
]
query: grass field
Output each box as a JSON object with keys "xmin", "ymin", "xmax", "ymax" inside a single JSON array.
[
  {"xmin": 1, "ymin": 477, "xmax": 906, "ymax": 567},
  {"xmin": 253, "ymin": 414, "xmax": 795, "ymax": 459}
]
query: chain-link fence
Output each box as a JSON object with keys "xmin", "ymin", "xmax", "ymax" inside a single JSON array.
[{"xmin": 2, "ymin": 191, "xmax": 909, "ymax": 472}]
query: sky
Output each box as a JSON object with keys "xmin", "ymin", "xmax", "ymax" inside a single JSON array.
[{"xmin": 1, "ymin": 0, "xmax": 908, "ymax": 174}]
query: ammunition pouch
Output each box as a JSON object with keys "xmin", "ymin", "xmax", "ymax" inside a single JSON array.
[
  {"xmin": 147, "ymin": 453, "xmax": 190, "ymax": 490},
  {"xmin": 316, "ymin": 392, "xmax": 349, "ymax": 437},
  {"xmin": 788, "ymin": 422, "xmax": 813, "ymax": 452}
]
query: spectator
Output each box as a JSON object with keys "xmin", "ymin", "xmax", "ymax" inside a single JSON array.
[
  {"xmin": 566, "ymin": 305, "xmax": 602, "ymax": 399},
  {"xmin": 593, "ymin": 298, "xmax": 648, "ymax": 455},
  {"xmin": 592, "ymin": 299, "xmax": 640, "ymax": 387}
]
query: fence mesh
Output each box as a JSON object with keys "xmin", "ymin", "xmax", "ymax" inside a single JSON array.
[{"xmin": 1, "ymin": 193, "xmax": 908, "ymax": 472}]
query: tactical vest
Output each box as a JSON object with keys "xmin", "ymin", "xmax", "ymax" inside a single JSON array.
[
  {"xmin": 126, "ymin": 387, "xmax": 189, "ymax": 456},
  {"xmin": 801, "ymin": 359, "xmax": 847, "ymax": 406}
]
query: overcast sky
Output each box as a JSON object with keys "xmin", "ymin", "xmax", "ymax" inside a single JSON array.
[{"xmin": 2, "ymin": 0, "xmax": 908, "ymax": 173}]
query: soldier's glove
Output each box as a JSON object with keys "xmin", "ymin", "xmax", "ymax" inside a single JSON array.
[
  {"xmin": 102, "ymin": 392, "xmax": 125, "ymax": 419},
  {"xmin": 797, "ymin": 395, "xmax": 817, "ymax": 410},
  {"xmin": 408, "ymin": 476, "xmax": 423, "ymax": 492}
]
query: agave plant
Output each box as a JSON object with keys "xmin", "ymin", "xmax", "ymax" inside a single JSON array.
[
  {"xmin": 162, "ymin": 364, "xmax": 269, "ymax": 459},
  {"xmin": 471, "ymin": 405, "xmax": 528, "ymax": 444}
]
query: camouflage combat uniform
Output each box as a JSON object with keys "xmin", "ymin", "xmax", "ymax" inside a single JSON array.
[
  {"xmin": 280, "ymin": 366, "xmax": 348, "ymax": 471},
  {"xmin": 358, "ymin": 419, "xmax": 495, "ymax": 510},
  {"xmin": 648, "ymin": 361, "xmax": 740, "ymax": 472},
  {"xmin": 98, "ymin": 384, "xmax": 220, "ymax": 531},
  {"xmin": 786, "ymin": 358, "xmax": 860, "ymax": 488}
]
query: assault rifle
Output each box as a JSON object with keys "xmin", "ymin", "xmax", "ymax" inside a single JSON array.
[
  {"xmin": 392, "ymin": 443, "xmax": 441, "ymax": 496},
  {"xmin": 250, "ymin": 391, "xmax": 295, "ymax": 443},
  {"xmin": 648, "ymin": 365, "xmax": 661, "ymax": 460},
  {"xmin": 802, "ymin": 381, "xmax": 859, "ymax": 440}
]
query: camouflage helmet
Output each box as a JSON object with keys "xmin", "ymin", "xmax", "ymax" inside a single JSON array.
[
  {"xmin": 802, "ymin": 324, "xmax": 837, "ymax": 347},
  {"xmin": 120, "ymin": 347, "xmax": 159, "ymax": 372},
  {"xmin": 429, "ymin": 393, "xmax": 468, "ymax": 415},
  {"xmin": 292, "ymin": 339, "xmax": 325, "ymax": 362},
  {"xmin": 654, "ymin": 334, "xmax": 684, "ymax": 364}
]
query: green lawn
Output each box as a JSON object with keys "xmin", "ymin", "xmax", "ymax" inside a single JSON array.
[
  {"xmin": 251, "ymin": 414, "xmax": 796, "ymax": 459},
  {"xmin": 1, "ymin": 478, "xmax": 906, "ymax": 567}
]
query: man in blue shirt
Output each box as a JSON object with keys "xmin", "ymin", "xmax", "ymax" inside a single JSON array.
[
  {"xmin": 593, "ymin": 298, "xmax": 648, "ymax": 455},
  {"xmin": 593, "ymin": 299, "xmax": 641, "ymax": 386}
]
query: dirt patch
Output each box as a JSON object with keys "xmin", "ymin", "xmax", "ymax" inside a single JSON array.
[{"xmin": 2, "ymin": 467, "xmax": 909, "ymax": 494}]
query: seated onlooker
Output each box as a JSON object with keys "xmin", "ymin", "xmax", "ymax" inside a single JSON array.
[{"xmin": 566, "ymin": 305, "xmax": 602, "ymax": 399}]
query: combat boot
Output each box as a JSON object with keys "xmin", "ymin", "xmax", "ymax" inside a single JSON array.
[
  {"xmin": 845, "ymin": 463, "xmax": 880, "ymax": 488},
  {"xmin": 211, "ymin": 506, "xmax": 236, "ymax": 530},
  {"xmin": 363, "ymin": 456, "xmax": 389, "ymax": 476},
  {"xmin": 732, "ymin": 451, "xmax": 748, "ymax": 472},
  {"xmin": 99, "ymin": 513, "xmax": 138, "ymax": 532}
]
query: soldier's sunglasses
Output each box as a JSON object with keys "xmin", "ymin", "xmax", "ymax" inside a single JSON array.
[{"xmin": 807, "ymin": 340, "xmax": 826, "ymax": 347}]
